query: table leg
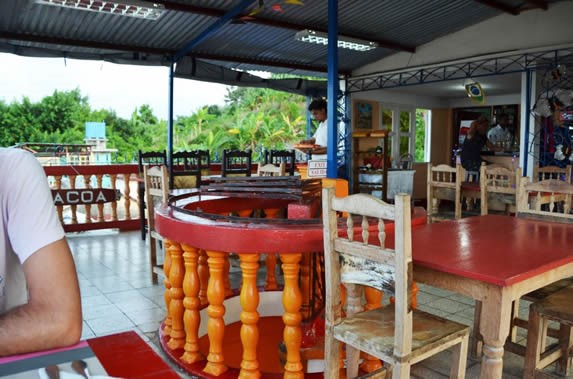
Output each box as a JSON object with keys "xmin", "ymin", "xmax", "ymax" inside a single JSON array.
[{"xmin": 479, "ymin": 288, "xmax": 512, "ymax": 379}]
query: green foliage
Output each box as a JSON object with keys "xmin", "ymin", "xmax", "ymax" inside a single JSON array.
[{"xmin": 0, "ymin": 87, "xmax": 307, "ymax": 163}]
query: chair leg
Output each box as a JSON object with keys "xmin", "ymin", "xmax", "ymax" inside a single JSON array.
[
  {"xmin": 150, "ymin": 236, "xmax": 158, "ymax": 285},
  {"xmin": 556, "ymin": 324, "xmax": 572, "ymax": 376},
  {"xmin": 470, "ymin": 300, "xmax": 483, "ymax": 358},
  {"xmin": 450, "ymin": 334, "xmax": 469, "ymax": 379},
  {"xmin": 392, "ymin": 361, "xmax": 410, "ymax": 379},
  {"xmin": 138, "ymin": 184, "xmax": 146, "ymax": 240},
  {"xmin": 509, "ymin": 300, "xmax": 520, "ymax": 343},
  {"xmin": 524, "ymin": 304, "xmax": 543, "ymax": 379},
  {"xmin": 345, "ymin": 345, "xmax": 360, "ymax": 379},
  {"xmin": 324, "ymin": 335, "xmax": 341, "ymax": 378}
]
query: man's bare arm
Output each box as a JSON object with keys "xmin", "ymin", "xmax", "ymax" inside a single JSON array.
[{"xmin": 0, "ymin": 238, "xmax": 82, "ymax": 356}]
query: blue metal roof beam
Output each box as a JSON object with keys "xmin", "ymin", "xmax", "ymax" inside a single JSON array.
[{"xmin": 174, "ymin": 0, "xmax": 256, "ymax": 63}]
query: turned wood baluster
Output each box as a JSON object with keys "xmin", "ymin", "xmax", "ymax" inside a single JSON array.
[
  {"xmin": 280, "ymin": 253, "xmax": 303, "ymax": 379},
  {"xmin": 83, "ymin": 175, "xmax": 92, "ymax": 223},
  {"xmin": 239, "ymin": 253, "xmax": 261, "ymax": 379},
  {"xmin": 163, "ymin": 240, "xmax": 173, "ymax": 337},
  {"xmin": 198, "ymin": 249, "xmax": 209, "ymax": 305},
  {"xmin": 360, "ymin": 287, "xmax": 383, "ymax": 373},
  {"xmin": 110, "ymin": 174, "xmax": 118, "ymax": 221},
  {"xmin": 54, "ymin": 175, "xmax": 64, "ymax": 223},
  {"xmin": 180, "ymin": 244, "xmax": 203, "ymax": 364},
  {"xmin": 123, "ymin": 173, "xmax": 131, "ymax": 219},
  {"xmin": 69, "ymin": 175, "xmax": 78, "ymax": 224},
  {"xmin": 299, "ymin": 254, "xmax": 311, "ymax": 320},
  {"xmin": 167, "ymin": 241, "xmax": 186, "ymax": 350},
  {"xmin": 203, "ymin": 250, "xmax": 228, "ymax": 376},
  {"xmin": 264, "ymin": 208, "xmax": 281, "ymax": 290},
  {"xmin": 224, "ymin": 255, "xmax": 232, "ymax": 297},
  {"xmin": 96, "ymin": 174, "xmax": 104, "ymax": 222}
]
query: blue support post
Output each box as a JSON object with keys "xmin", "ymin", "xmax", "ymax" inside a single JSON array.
[
  {"xmin": 168, "ymin": 0, "xmax": 254, "ymax": 188},
  {"xmin": 326, "ymin": 0, "xmax": 339, "ymax": 178},
  {"xmin": 174, "ymin": 0, "xmax": 255, "ymax": 62},
  {"xmin": 167, "ymin": 59, "xmax": 175, "ymax": 189},
  {"xmin": 523, "ymin": 68, "xmax": 532, "ymax": 175},
  {"xmin": 306, "ymin": 95, "xmax": 312, "ymax": 139}
]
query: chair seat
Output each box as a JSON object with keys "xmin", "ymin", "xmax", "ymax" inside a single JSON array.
[
  {"xmin": 523, "ymin": 278, "xmax": 573, "ymax": 302},
  {"xmin": 533, "ymin": 285, "xmax": 573, "ymax": 323},
  {"xmin": 333, "ymin": 305, "xmax": 469, "ymax": 363},
  {"xmin": 461, "ymin": 181, "xmax": 480, "ymax": 191}
]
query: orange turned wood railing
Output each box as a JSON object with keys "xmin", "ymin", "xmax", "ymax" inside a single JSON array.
[
  {"xmin": 155, "ymin": 192, "xmax": 427, "ymax": 378},
  {"xmin": 44, "ymin": 164, "xmax": 141, "ymax": 232}
]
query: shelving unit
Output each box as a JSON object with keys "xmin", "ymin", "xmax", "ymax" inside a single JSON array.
[{"xmin": 351, "ymin": 132, "xmax": 389, "ymax": 202}]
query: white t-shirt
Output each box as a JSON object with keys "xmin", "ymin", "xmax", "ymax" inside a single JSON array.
[
  {"xmin": 311, "ymin": 120, "xmax": 328, "ymax": 161},
  {"xmin": 487, "ymin": 125, "xmax": 512, "ymax": 144},
  {"xmin": 0, "ymin": 148, "xmax": 64, "ymax": 314}
]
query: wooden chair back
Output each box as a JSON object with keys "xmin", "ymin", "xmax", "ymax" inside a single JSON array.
[
  {"xmin": 137, "ymin": 150, "xmax": 167, "ymax": 240},
  {"xmin": 267, "ymin": 149, "xmax": 296, "ymax": 176},
  {"xmin": 479, "ymin": 163, "xmax": 521, "ymax": 216},
  {"xmin": 196, "ymin": 149, "xmax": 211, "ymax": 172},
  {"xmin": 143, "ymin": 165, "xmax": 169, "ymax": 284},
  {"xmin": 516, "ymin": 176, "xmax": 573, "ymax": 222},
  {"xmin": 256, "ymin": 162, "xmax": 286, "ymax": 177},
  {"xmin": 426, "ymin": 163, "xmax": 462, "ymax": 222},
  {"xmin": 222, "ymin": 149, "xmax": 252, "ymax": 177},
  {"xmin": 533, "ymin": 164, "xmax": 572, "ymax": 182},
  {"xmin": 322, "ymin": 188, "xmax": 469, "ymax": 378},
  {"xmin": 171, "ymin": 150, "xmax": 202, "ymax": 188}
]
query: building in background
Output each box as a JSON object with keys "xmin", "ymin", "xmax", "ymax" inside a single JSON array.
[{"xmin": 85, "ymin": 122, "xmax": 117, "ymax": 164}]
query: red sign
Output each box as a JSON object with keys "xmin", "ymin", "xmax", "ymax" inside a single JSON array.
[{"xmin": 51, "ymin": 189, "xmax": 120, "ymax": 206}]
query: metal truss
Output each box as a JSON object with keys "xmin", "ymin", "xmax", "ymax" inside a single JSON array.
[{"xmin": 347, "ymin": 47, "xmax": 573, "ymax": 93}]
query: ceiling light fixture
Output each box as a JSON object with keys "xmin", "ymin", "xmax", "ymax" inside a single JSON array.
[
  {"xmin": 294, "ymin": 29, "xmax": 377, "ymax": 52},
  {"xmin": 34, "ymin": 0, "xmax": 166, "ymax": 20}
]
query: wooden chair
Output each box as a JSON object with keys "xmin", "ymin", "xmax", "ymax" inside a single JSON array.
[
  {"xmin": 222, "ymin": 149, "xmax": 252, "ymax": 177},
  {"xmin": 479, "ymin": 163, "xmax": 521, "ymax": 216},
  {"xmin": 516, "ymin": 177, "xmax": 573, "ymax": 222},
  {"xmin": 143, "ymin": 165, "xmax": 169, "ymax": 284},
  {"xmin": 171, "ymin": 150, "xmax": 202, "ymax": 189},
  {"xmin": 256, "ymin": 162, "xmax": 285, "ymax": 176},
  {"xmin": 502, "ymin": 177, "xmax": 573, "ymax": 376},
  {"xmin": 426, "ymin": 163, "xmax": 463, "ymax": 223},
  {"xmin": 138, "ymin": 150, "xmax": 167, "ymax": 240},
  {"xmin": 524, "ymin": 284, "xmax": 573, "ymax": 378},
  {"xmin": 267, "ymin": 149, "xmax": 296, "ymax": 176},
  {"xmin": 533, "ymin": 164, "xmax": 572, "ymax": 182},
  {"xmin": 322, "ymin": 188, "xmax": 469, "ymax": 378}
]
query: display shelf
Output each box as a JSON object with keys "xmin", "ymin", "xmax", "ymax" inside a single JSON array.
[{"xmin": 351, "ymin": 132, "xmax": 389, "ymax": 201}]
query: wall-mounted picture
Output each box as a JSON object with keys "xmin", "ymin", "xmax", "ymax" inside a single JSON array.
[{"xmin": 353, "ymin": 100, "xmax": 377, "ymax": 130}]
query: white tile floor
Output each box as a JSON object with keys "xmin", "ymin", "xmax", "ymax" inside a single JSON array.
[{"xmin": 67, "ymin": 229, "xmax": 570, "ymax": 378}]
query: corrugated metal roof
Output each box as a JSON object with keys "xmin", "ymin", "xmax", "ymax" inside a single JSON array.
[{"xmin": 0, "ymin": 0, "xmax": 567, "ymax": 88}]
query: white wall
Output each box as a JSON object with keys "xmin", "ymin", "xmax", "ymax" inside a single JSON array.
[
  {"xmin": 355, "ymin": 1, "xmax": 573, "ymax": 76},
  {"xmin": 350, "ymin": 90, "xmax": 448, "ymax": 109},
  {"xmin": 447, "ymin": 93, "xmax": 521, "ymax": 108}
]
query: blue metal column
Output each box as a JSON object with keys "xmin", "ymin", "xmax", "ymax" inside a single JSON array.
[
  {"xmin": 523, "ymin": 68, "xmax": 532, "ymax": 175},
  {"xmin": 168, "ymin": 59, "xmax": 175, "ymax": 188},
  {"xmin": 167, "ymin": 0, "xmax": 255, "ymax": 184},
  {"xmin": 326, "ymin": 0, "xmax": 339, "ymax": 178},
  {"xmin": 306, "ymin": 95, "xmax": 312, "ymax": 139}
]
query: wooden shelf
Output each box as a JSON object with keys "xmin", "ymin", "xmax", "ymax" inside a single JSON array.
[{"xmin": 352, "ymin": 133, "xmax": 389, "ymax": 201}]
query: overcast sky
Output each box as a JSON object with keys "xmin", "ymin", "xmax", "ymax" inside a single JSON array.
[{"xmin": 0, "ymin": 53, "xmax": 230, "ymax": 120}]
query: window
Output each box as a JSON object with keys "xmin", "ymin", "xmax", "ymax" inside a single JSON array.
[{"xmin": 381, "ymin": 106, "xmax": 430, "ymax": 164}]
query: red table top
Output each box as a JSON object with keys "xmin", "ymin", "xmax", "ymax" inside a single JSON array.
[
  {"xmin": 412, "ymin": 215, "xmax": 573, "ymax": 287},
  {"xmin": 89, "ymin": 331, "xmax": 180, "ymax": 379}
]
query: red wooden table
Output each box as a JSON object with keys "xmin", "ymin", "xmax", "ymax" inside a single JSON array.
[
  {"xmin": 0, "ymin": 331, "xmax": 180, "ymax": 378},
  {"xmin": 411, "ymin": 215, "xmax": 573, "ymax": 379}
]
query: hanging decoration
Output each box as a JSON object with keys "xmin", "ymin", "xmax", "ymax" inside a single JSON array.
[
  {"xmin": 465, "ymin": 82, "xmax": 486, "ymax": 104},
  {"xmin": 232, "ymin": 0, "xmax": 304, "ymax": 22}
]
